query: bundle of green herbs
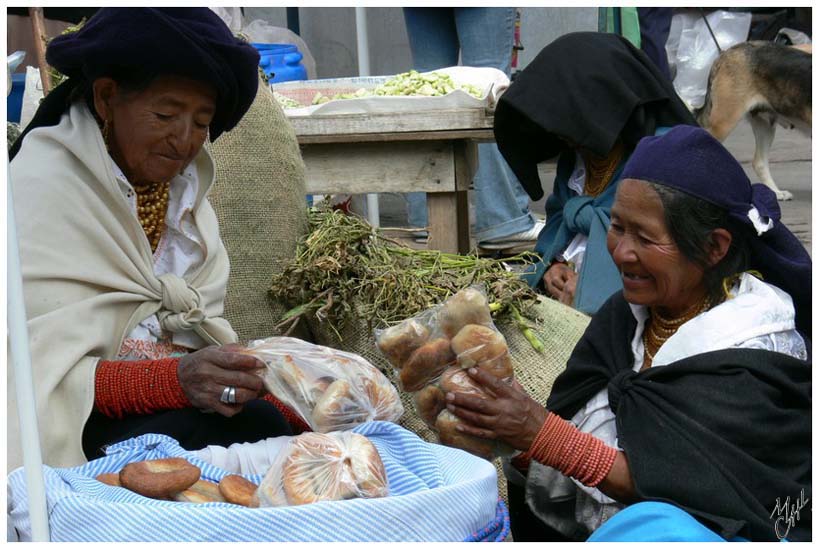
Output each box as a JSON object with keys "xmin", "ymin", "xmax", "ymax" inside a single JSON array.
[{"xmin": 270, "ymin": 206, "xmax": 545, "ymax": 351}]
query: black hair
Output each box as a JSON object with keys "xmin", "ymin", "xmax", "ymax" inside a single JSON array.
[{"xmin": 646, "ymin": 182, "xmax": 752, "ymax": 303}]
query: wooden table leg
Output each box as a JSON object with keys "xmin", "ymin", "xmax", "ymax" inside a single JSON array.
[
  {"xmin": 427, "ymin": 139, "xmax": 476, "ymax": 254},
  {"xmin": 427, "ymin": 191, "xmax": 469, "ymax": 254}
]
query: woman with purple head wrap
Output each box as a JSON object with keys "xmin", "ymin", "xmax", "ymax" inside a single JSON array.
[
  {"xmin": 443, "ymin": 125, "xmax": 810, "ymax": 541},
  {"xmin": 8, "ymin": 8, "xmax": 296, "ymax": 472}
]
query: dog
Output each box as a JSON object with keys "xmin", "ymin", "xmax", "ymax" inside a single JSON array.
[{"xmin": 696, "ymin": 41, "xmax": 811, "ymax": 201}]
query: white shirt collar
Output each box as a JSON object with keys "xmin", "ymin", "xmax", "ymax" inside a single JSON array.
[{"xmin": 628, "ymin": 273, "xmax": 798, "ymax": 367}]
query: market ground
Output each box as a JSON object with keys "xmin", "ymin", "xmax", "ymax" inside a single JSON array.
[{"xmin": 372, "ymin": 119, "xmax": 812, "ymax": 255}]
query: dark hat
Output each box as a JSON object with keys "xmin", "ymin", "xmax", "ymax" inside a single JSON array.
[
  {"xmin": 621, "ymin": 125, "xmax": 811, "ymax": 336},
  {"xmin": 10, "ymin": 7, "xmax": 260, "ymax": 161},
  {"xmin": 493, "ymin": 32, "xmax": 696, "ymax": 200},
  {"xmin": 45, "ymin": 7, "xmax": 260, "ymax": 141}
]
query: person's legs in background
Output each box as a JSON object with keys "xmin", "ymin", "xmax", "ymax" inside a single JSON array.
[
  {"xmin": 453, "ymin": 7, "xmax": 540, "ymax": 246},
  {"xmin": 637, "ymin": 7, "xmax": 674, "ymax": 82},
  {"xmin": 402, "ymin": 7, "xmax": 542, "ymax": 248},
  {"xmin": 402, "ymin": 8, "xmax": 460, "ymax": 231}
]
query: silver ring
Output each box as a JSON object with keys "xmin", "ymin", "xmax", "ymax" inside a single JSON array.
[{"xmin": 220, "ymin": 386, "xmax": 236, "ymax": 404}]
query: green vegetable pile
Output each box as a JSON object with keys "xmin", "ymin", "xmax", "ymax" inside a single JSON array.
[
  {"xmin": 270, "ymin": 206, "xmax": 545, "ymax": 351},
  {"xmin": 273, "ymin": 91, "xmax": 303, "ymax": 109},
  {"xmin": 275, "ymin": 70, "xmax": 485, "ymax": 109},
  {"xmin": 374, "ymin": 70, "xmax": 484, "ymax": 98}
]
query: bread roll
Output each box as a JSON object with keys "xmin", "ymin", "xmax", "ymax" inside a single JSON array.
[
  {"xmin": 173, "ymin": 479, "xmax": 226, "ymax": 503},
  {"xmin": 376, "ymin": 319, "xmax": 430, "ymax": 368},
  {"xmin": 435, "ymin": 409, "xmax": 495, "ymax": 460},
  {"xmin": 400, "ymin": 338, "xmax": 456, "ymax": 392},
  {"xmin": 439, "ymin": 366, "xmax": 486, "ymax": 398},
  {"xmin": 438, "ymin": 288, "xmax": 492, "ymax": 339},
  {"xmin": 219, "ymin": 474, "xmax": 260, "ymax": 507},
  {"xmin": 311, "ymin": 379, "xmax": 358, "ymax": 432},
  {"xmin": 414, "ymin": 384, "xmax": 446, "ymax": 427},
  {"xmin": 451, "ymin": 324, "xmax": 508, "ymax": 365},
  {"xmin": 95, "ymin": 472, "xmax": 121, "ymax": 487},
  {"xmin": 277, "ymin": 354, "xmax": 316, "ymax": 408},
  {"xmin": 361, "ymin": 376, "xmax": 400, "ymax": 420},
  {"xmin": 346, "ymin": 433, "xmax": 389, "ymax": 499},
  {"xmin": 119, "ymin": 458, "xmax": 200, "ymax": 499},
  {"xmin": 281, "ymin": 433, "xmax": 356, "ymax": 505},
  {"xmin": 467, "ymin": 352, "xmax": 514, "ymax": 380}
]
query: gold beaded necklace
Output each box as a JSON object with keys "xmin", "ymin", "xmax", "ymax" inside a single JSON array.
[
  {"xmin": 583, "ymin": 141, "xmax": 624, "ymax": 197},
  {"xmin": 133, "ymin": 181, "xmax": 170, "ymax": 252},
  {"xmin": 643, "ymin": 295, "xmax": 714, "ymax": 364}
]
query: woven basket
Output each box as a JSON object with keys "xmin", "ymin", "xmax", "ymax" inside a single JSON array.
[
  {"xmin": 207, "ymin": 79, "xmax": 311, "ymax": 342},
  {"xmin": 307, "ymin": 295, "xmax": 591, "ymax": 505}
]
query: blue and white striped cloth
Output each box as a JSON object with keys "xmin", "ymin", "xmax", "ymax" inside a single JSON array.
[{"xmin": 8, "ymin": 422, "xmax": 505, "ymax": 542}]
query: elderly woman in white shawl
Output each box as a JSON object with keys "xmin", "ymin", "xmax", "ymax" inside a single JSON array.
[{"xmin": 8, "ymin": 8, "xmax": 294, "ymax": 471}]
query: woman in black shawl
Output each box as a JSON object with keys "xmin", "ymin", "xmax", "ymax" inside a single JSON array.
[
  {"xmin": 444, "ymin": 126, "xmax": 810, "ymax": 541},
  {"xmin": 494, "ymin": 32, "xmax": 696, "ymax": 314}
]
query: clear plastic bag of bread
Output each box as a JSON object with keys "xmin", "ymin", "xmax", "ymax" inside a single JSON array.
[
  {"xmin": 375, "ymin": 286, "xmax": 516, "ymax": 460},
  {"xmin": 256, "ymin": 431, "xmax": 389, "ymax": 507},
  {"xmin": 240, "ymin": 337, "xmax": 403, "ymax": 432}
]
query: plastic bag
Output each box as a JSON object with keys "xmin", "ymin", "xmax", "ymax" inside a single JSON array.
[
  {"xmin": 208, "ymin": 7, "xmax": 243, "ymax": 34},
  {"xmin": 666, "ymin": 10, "xmax": 752, "ymax": 110},
  {"xmin": 374, "ymin": 286, "xmax": 515, "ymax": 460},
  {"xmin": 241, "ymin": 337, "xmax": 403, "ymax": 432},
  {"xmin": 256, "ymin": 431, "xmax": 388, "ymax": 507}
]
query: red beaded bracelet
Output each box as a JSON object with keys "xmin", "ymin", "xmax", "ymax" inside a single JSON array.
[
  {"xmin": 95, "ymin": 357, "xmax": 190, "ymax": 419},
  {"xmin": 517, "ymin": 412, "xmax": 617, "ymax": 487}
]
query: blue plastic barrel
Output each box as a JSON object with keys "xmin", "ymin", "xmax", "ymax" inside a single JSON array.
[
  {"xmin": 7, "ymin": 74, "xmax": 25, "ymax": 123},
  {"xmin": 251, "ymin": 43, "xmax": 307, "ymax": 83}
]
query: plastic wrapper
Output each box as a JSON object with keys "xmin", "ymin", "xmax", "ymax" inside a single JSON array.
[
  {"xmin": 256, "ymin": 431, "xmax": 389, "ymax": 507},
  {"xmin": 241, "ymin": 337, "xmax": 403, "ymax": 432},
  {"xmin": 375, "ymin": 286, "xmax": 515, "ymax": 460},
  {"xmin": 666, "ymin": 10, "xmax": 752, "ymax": 110}
]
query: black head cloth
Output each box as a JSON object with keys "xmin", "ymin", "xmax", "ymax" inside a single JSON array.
[{"xmin": 493, "ymin": 31, "xmax": 696, "ymax": 200}]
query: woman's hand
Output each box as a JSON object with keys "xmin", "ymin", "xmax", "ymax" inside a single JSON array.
[
  {"xmin": 177, "ymin": 344, "xmax": 267, "ymax": 417},
  {"xmin": 558, "ymin": 270, "xmax": 578, "ymax": 306},
  {"xmin": 444, "ymin": 367, "xmax": 548, "ymax": 451},
  {"xmin": 542, "ymin": 262, "xmax": 574, "ymax": 302}
]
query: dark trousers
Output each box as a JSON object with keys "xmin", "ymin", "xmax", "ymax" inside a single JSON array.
[
  {"xmin": 82, "ymin": 399, "xmax": 293, "ymax": 460},
  {"xmin": 507, "ymin": 480, "xmax": 573, "ymax": 542},
  {"xmin": 638, "ymin": 7, "xmax": 674, "ymax": 82}
]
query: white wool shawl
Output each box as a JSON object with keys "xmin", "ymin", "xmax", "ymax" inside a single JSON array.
[{"xmin": 8, "ymin": 102, "xmax": 237, "ymax": 470}]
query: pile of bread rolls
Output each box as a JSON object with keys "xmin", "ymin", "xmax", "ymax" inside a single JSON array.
[
  {"xmin": 96, "ymin": 458, "xmax": 260, "ymax": 506},
  {"xmin": 96, "ymin": 432, "xmax": 388, "ymax": 508},
  {"xmin": 376, "ymin": 287, "xmax": 515, "ymax": 459},
  {"xmin": 257, "ymin": 431, "xmax": 389, "ymax": 507},
  {"xmin": 240, "ymin": 337, "xmax": 403, "ymax": 432}
]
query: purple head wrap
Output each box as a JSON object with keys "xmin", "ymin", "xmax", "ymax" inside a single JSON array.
[{"xmin": 621, "ymin": 125, "xmax": 811, "ymax": 337}]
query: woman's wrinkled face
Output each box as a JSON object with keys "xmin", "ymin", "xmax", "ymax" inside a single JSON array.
[
  {"xmin": 606, "ymin": 178, "xmax": 708, "ymax": 316},
  {"xmin": 95, "ymin": 75, "xmax": 217, "ymax": 185}
]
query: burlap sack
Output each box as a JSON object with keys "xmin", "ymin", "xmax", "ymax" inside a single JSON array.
[
  {"xmin": 207, "ymin": 79, "xmax": 311, "ymax": 342},
  {"xmin": 308, "ymin": 295, "xmax": 591, "ymax": 505}
]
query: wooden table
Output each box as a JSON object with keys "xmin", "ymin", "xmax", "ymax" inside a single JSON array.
[{"xmin": 289, "ymin": 108, "xmax": 495, "ymax": 254}]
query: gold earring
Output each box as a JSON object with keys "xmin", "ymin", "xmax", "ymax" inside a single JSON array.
[{"xmin": 102, "ymin": 119, "xmax": 111, "ymax": 147}]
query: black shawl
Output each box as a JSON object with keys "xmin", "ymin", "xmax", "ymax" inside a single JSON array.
[
  {"xmin": 493, "ymin": 31, "xmax": 696, "ymax": 200},
  {"xmin": 547, "ymin": 292, "xmax": 811, "ymax": 542}
]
